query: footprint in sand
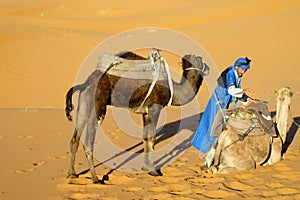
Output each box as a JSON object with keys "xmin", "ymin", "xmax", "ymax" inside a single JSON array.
[
  {"xmin": 203, "ymin": 190, "xmax": 233, "ymax": 199},
  {"xmin": 158, "ymin": 177, "xmax": 179, "ymax": 184},
  {"xmin": 14, "ymin": 167, "xmax": 34, "ymax": 173},
  {"xmin": 32, "ymin": 161, "xmax": 45, "ymax": 166},
  {"xmin": 107, "ymin": 131, "xmax": 120, "ymax": 140},
  {"xmin": 276, "ymin": 187, "xmax": 299, "ymax": 195},
  {"xmin": 15, "ymin": 160, "xmax": 46, "ymax": 174},
  {"xmin": 162, "ymin": 166, "xmax": 186, "ymax": 176},
  {"xmin": 68, "ymin": 178, "xmax": 90, "ymax": 185},
  {"xmin": 48, "ymin": 132, "xmax": 62, "ymax": 136},
  {"xmin": 147, "ymin": 193, "xmax": 172, "ymax": 200},
  {"xmin": 271, "ymin": 172, "xmax": 300, "ymax": 181},
  {"xmin": 265, "ymin": 182, "xmax": 284, "ymax": 188},
  {"xmin": 47, "ymin": 155, "xmax": 66, "ymax": 160},
  {"xmin": 17, "ymin": 135, "xmax": 34, "ymax": 139},
  {"xmin": 121, "ymin": 187, "xmax": 143, "ymax": 192},
  {"xmin": 273, "ymin": 166, "xmax": 292, "ymax": 172},
  {"xmin": 25, "ymin": 148, "xmax": 36, "ymax": 152},
  {"xmin": 232, "ymin": 173, "xmax": 255, "ymax": 180},
  {"xmin": 64, "ymin": 193, "xmax": 100, "ymax": 200},
  {"xmin": 109, "ymin": 175, "xmax": 133, "ymax": 185},
  {"xmin": 147, "ymin": 186, "xmax": 168, "ymax": 193},
  {"xmin": 260, "ymin": 189, "xmax": 279, "ymax": 197},
  {"xmin": 223, "ymin": 180, "xmax": 253, "ymax": 191},
  {"xmin": 168, "ymin": 183, "xmax": 192, "ymax": 195}
]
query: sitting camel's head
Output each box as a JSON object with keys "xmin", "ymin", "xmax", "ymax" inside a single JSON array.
[{"xmin": 275, "ymin": 87, "xmax": 294, "ymax": 105}]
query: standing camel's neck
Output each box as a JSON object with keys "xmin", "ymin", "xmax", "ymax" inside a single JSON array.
[{"xmin": 171, "ymin": 60, "xmax": 204, "ymax": 106}]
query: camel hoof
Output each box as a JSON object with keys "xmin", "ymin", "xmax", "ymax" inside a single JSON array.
[
  {"xmin": 92, "ymin": 178, "xmax": 104, "ymax": 184},
  {"xmin": 210, "ymin": 166, "xmax": 218, "ymax": 174},
  {"xmin": 102, "ymin": 174, "xmax": 109, "ymax": 181},
  {"xmin": 200, "ymin": 165, "xmax": 208, "ymax": 170},
  {"xmin": 67, "ymin": 173, "xmax": 79, "ymax": 179},
  {"xmin": 148, "ymin": 169, "xmax": 163, "ymax": 176}
]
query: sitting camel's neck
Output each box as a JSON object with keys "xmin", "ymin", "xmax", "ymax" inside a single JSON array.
[{"xmin": 276, "ymin": 98, "xmax": 290, "ymax": 142}]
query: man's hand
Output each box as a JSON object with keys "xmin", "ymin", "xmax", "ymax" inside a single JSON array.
[{"xmin": 243, "ymin": 88, "xmax": 254, "ymax": 95}]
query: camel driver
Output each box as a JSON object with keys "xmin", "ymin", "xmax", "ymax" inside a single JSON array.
[{"xmin": 191, "ymin": 57, "xmax": 256, "ymax": 159}]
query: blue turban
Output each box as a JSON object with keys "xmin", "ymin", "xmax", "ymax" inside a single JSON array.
[{"xmin": 234, "ymin": 57, "xmax": 251, "ymax": 70}]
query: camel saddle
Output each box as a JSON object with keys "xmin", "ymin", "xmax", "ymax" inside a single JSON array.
[
  {"xmin": 96, "ymin": 52, "xmax": 169, "ymax": 80},
  {"xmin": 96, "ymin": 52, "xmax": 174, "ymax": 109},
  {"xmin": 211, "ymin": 102, "xmax": 277, "ymax": 138}
]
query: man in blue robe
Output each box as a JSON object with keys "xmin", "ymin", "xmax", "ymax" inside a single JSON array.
[{"xmin": 191, "ymin": 57, "xmax": 253, "ymax": 154}]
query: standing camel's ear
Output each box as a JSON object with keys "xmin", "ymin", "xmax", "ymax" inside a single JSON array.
[
  {"xmin": 289, "ymin": 90, "xmax": 294, "ymax": 97},
  {"xmin": 286, "ymin": 87, "xmax": 294, "ymax": 97},
  {"xmin": 275, "ymin": 89, "xmax": 279, "ymax": 96}
]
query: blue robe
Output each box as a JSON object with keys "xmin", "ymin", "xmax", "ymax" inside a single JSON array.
[{"xmin": 191, "ymin": 66, "xmax": 241, "ymax": 153}]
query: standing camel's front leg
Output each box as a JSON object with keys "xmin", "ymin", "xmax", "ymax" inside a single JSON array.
[{"xmin": 142, "ymin": 104, "xmax": 163, "ymax": 176}]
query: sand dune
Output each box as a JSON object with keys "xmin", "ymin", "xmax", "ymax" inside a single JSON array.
[{"xmin": 1, "ymin": 0, "xmax": 300, "ymax": 199}]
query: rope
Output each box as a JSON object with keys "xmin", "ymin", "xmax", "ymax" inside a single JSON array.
[
  {"xmin": 185, "ymin": 62, "xmax": 209, "ymax": 76},
  {"xmin": 237, "ymin": 124, "xmax": 260, "ymax": 141},
  {"xmin": 161, "ymin": 57, "xmax": 173, "ymax": 106},
  {"xmin": 224, "ymin": 123, "xmax": 260, "ymax": 150},
  {"xmin": 136, "ymin": 51, "xmax": 174, "ymax": 111},
  {"xmin": 136, "ymin": 52, "xmax": 159, "ymax": 112}
]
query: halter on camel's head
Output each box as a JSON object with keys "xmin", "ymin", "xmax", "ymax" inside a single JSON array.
[
  {"xmin": 275, "ymin": 87, "xmax": 294, "ymax": 101},
  {"xmin": 182, "ymin": 54, "xmax": 209, "ymax": 76}
]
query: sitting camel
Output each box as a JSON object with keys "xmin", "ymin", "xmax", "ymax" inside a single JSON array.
[
  {"xmin": 208, "ymin": 87, "xmax": 293, "ymax": 174},
  {"xmin": 65, "ymin": 51, "xmax": 209, "ymax": 183}
]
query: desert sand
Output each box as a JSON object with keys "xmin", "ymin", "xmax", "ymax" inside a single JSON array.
[{"xmin": 1, "ymin": 0, "xmax": 300, "ymax": 199}]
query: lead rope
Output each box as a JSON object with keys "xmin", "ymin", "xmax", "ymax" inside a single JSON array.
[{"xmin": 224, "ymin": 123, "xmax": 260, "ymax": 150}]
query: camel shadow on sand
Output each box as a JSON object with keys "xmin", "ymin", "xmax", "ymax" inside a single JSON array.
[
  {"xmin": 77, "ymin": 113, "xmax": 202, "ymax": 183},
  {"xmin": 270, "ymin": 111, "xmax": 299, "ymax": 154},
  {"xmin": 77, "ymin": 111, "xmax": 299, "ymax": 183},
  {"xmin": 282, "ymin": 116, "xmax": 300, "ymax": 154}
]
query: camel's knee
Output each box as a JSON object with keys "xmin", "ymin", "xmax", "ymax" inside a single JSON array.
[
  {"xmin": 143, "ymin": 136, "xmax": 156, "ymax": 152},
  {"xmin": 70, "ymin": 131, "xmax": 80, "ymax": 152}
]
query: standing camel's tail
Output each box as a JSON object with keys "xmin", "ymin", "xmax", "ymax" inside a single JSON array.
[
  {"xmin": 65, "ymin": 83, "xmax": 87, "ymax": 121},
  {"xmin": 65, "ymin": 69, "xmax": 104, "ymax": 121}
]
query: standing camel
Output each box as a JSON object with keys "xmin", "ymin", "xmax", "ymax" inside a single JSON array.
[
  {"xmin": 208, "ymin": 87, "xmax": 293, "ymax": 174},
  {"xmin": 65, "ymin": 51, "xmax": 209, "ymax": 183}
]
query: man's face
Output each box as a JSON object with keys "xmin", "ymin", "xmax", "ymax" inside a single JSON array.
[{"xmin": 236, "ymin": 67, "xmax": 247, "ymax": 77}]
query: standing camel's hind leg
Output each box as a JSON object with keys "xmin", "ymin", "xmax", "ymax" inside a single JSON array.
[
  {"xmin": 67, "ymin": 94, "xmax": 89, "ymax": 178},
  {"xmin": 142, "ymin": 104, "xmax": 162, "ymax": 176},
  {"xmin": 67, "ymin": 129, "xmax": 80, "ymax": 178},
  {"xmin": 83, "ymin": 112, "xmax": 100, "ymax": 183}
]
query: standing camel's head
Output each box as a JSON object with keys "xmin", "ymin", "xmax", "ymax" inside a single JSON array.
[
  {"xmin": 275, "ymin": 87, "xmax": 293, "ymax": 139},
  {"xmin": 182, "ymin": 54, "xmax": 209, "ymax": 76},
  {"xmin": 275, "ymin": 87, "xmax": 294, "ymax": 106}
]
